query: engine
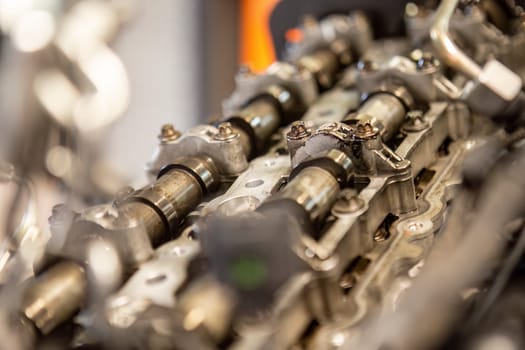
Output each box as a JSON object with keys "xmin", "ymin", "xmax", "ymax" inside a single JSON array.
[{"xmin": 1, "ymin": 1, "xmax": 525, "ymax": 349}]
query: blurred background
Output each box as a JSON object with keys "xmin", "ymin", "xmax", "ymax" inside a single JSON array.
[
  {"xmin": 0, "ymin": 0, "xmax": 284, "ymax": 250},
  {"xmin": 1, "ymin": 0, "xmax": 244, "ymax": 186}
]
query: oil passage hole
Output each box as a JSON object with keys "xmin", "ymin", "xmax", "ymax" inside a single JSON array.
[
  {"xmin": 245, "ymin": 179, "xmax": 264, "ymax": 188},
  {"xmin": 146, "ymin": 273, "xmax": 167, "ymax": 285}
]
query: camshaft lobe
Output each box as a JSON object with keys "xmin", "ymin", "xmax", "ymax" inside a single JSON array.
[
  {"xmin": 123, "ymin": 155, "xmax": 220, "ymax": 244},
  {"xmin": 22, "ymin": 261, "xmax": 87, "ymax": 335},
  {"xmin": 296, "ymin": 47, "xmax": 342, "ymax": 90},
  {"xmin": 19, "ymin": 156, "xmax": 220, "ymax": 338}
]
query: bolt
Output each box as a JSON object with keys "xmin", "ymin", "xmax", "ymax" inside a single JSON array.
[
  {"xmin": 339, "ymin": 273, "xmax": 356, "ymax": 290},
  {"xmin": 214, "ymin": 122, "xmax": 237, "ymax": 141},
  {"xmin": 408, "ymin": 110, "xmax": 423, "ymax": 118},
  {"xmin": 409, "ymin": 49, "xmax": 423, "ymax": 62},
  {"xmin": 373, "ymin": 228, "xmax": 389, "ymax": 242},
  {"xmin": 355, "ymin": 120, "xmax": 378, "ymax": 139},
  {"xmin": 358, "ymin": 122, "xmax": 373, "ymax": 134},
  {"xmin": 403, "ymin": 110, "xmax": 428, "ymax": 132},
  {"xmin": 332, "ymin": 190, "xmax": 364, "ymax": 214},
  {"xmin": 407, "ymin": 221, "xmax": 424, "ymax": 233},
  {"xmin": 287, "ymin": 121, "xmax": 310, "ymax": 140},
  {"xmin": 416, "ymin": 53, "xmax": 436, "ymax": 71},
  {"xmin": 405, "ymin": 2, "xmax": 419, "ymax": 17},
  {"xmin": 304, "ymin": 248, "xmax": 315, "ymax": 259},
  {"xmin": 159, "ymin": 124, "xmax": 180, "ymax": 142}
]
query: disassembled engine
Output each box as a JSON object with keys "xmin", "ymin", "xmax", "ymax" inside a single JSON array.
[{"xmin": 2, "ymin": 0, "xmax": 525, "ymax": 349}]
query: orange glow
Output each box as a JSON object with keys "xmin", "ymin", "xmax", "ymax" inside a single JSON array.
[
  {"xmin": 240, "ymin": 0, "xmax": 280, "ymax": 72},
  {"xmin": 285, "ymin": 27, "xmax": 303, "ymax": 43}
]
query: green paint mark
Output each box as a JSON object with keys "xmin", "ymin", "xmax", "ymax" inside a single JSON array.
[{"xmin": 229, "ymin": 255, "xmax": 268, "ymax": 290}]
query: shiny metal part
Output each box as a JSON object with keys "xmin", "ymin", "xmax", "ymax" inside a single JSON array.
[
  {"xmin": 286, "ymin": 121, "xmax": 312, "ymax": 160},
  {"xmin": 235, "ymin": 96, "xmax": 283, "ymax": 147},
  {"xmin": 107, "ymin": 238, "xmax": 200, "ymax": 321},
  {"xmin": 128, "ymin": 155, "xmax": 219, "ymax": 236},
  {"xmin": 0, "ymin": 162, "xmax": 43, "ymax": 283},
  {"xmin": 213, "ymin": 122, "xmax": 238, "ymax": 141},
  {"xmin": 201, "ymin": 154, "xmax": 291, "ymax": 217},
  {"xmin": 12, "ymin": 4, "xmax": 525, "ymax": 350},
  {"xmin": 286, "ymin": 12, "xmax": 372, "ymax": 61},
  {"xmin": 309, "ymin": 139, "xmax": 468, "ymax": 349},
  {"xmin": 178, "ymin": 277, "xmax": 236, "ymax": 342},
  {"xmin": 226, "ymin": 100, "xmax": 464, "ymax": 349},
  {"xmin": 118, "ymin": 202, "xmax": 166, "ymax": 248},
  {"xmin": 276, "ymin": 166, "xmax": 341, "ymax": 223},
  {"xmin": 133, "ymin": 170, "xmax": 202, "ymax": 230},
  {"xmin": 51, "ymin": 155, "xmax": 220, "ymax": 273},
  {"xmin": 430, "ymin": 0, "xmax": 482, "ymax": 79},
  {"xmin": 292, "ymin": 93, "xmax": 406, "ymax": 168},
  {"xmin": 223, "ymin": 61, "xmax": 319, "ymax": 118},
  {"xmin": 356, "ymin": 92, "xmax": 407, "ymax": 142},
  {"xmin": 301, "ymin": 85, "xmax": 360, "ymax": 126},
  {"xmin": 461, "ymin": 60, "xmax": 523, "ymax": 116},
  {"xmin": 356, "ymin": 53, "xmax": 441, "ymax": 103},
  {"xmin": 291, "ymin": 121, "xmax": 353, "ymax": 168},
  {"xmin": 284, "ymin": 12, "xmax": 372, "ymax": 90},
  {"xmin": 58, "ymin": 203, "xmax": 154, "ymax": 267},
  {"xmin": 159, "ymin": 124, "xmax": 181, "ymax": 143},
  {"xmin": 22, "ymin": 261, "xmax": 87, "ymax": 334},
  {"xmin": 287, "ymin": 121, "xmax": 311, "ymax": 141},
  {"xmin": 297, "ymin": 48, "xmax": 340, "ymax": 89},
  {"xmin": 147, "ymin": 124, "xmax": 248, "ymax": 178}
]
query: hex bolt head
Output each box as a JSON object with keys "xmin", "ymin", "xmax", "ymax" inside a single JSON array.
[
  {"xmin": 405, "ymin": 2, "xmax": 419, "ymax": 17},
  {"xmin": 339, "ymin": 273, "xmax": 356, "ymax": 290},
  {"xmin": 355, "ymin": 120, "xmax": 378, "ymax": 139},
  {"xmin": 416, "ymin": 53, "xmax": 437, "ymax": 71},
  {"xmin": 403, "ymin": 110, "xmax": 428, "ymax": 132},
  {"xmin": 287, "ymin": 121, "xmax": 311, "ymax": 140},
  {"xmin": 373, "ymin": 228, "xmax": 389, "ymax": 242},
  {"xmin": 214, "ymin": 122, "xmax": 238, "ymax": 141},
  {"xmin": 159, "ymin": 124, "xmax": 180, "ymax": 142}
]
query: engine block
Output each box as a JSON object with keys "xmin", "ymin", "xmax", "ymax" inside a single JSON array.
[{"xmin": 2, "ymin": 1, "xmax": 525, "ymax": 349}]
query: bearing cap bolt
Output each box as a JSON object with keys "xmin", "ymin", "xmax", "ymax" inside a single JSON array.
[
  {"xmin": 159, "ymin": 124, "xmax": 180, "ymax": 142},
  {"xmin": 214, "ymin": 122, "xmax": 237, "ymax": 141},
  {"xmin": 287, "ymin": 121, "xmax": 311, "ymax": 140},
  {"xmin": 355, "ymin": 120, "xmax": 378, "ymax": 138},
  {"xmin": 416, "ymin": 53, "xmax": 437, "ymax": 71},
  {"xmin": 404, "ymin": 110, "xmax": 428, "ymax": 132}
]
